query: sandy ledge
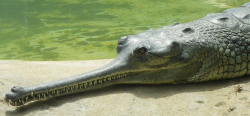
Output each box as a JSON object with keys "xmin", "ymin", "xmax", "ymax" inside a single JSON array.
[{"xmin": 0, "ymin": 60, "xmax": 250, "ymax": 116}]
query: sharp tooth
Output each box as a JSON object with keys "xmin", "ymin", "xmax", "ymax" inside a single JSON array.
[
  {"xmin": 19, "ymin": 100, "xmax": 21, "ymax": 103},
  {"xmin": 26, "ymin": 97, "xmax": 28, "ymax": 101},
  {"xmin": 72, "ymin": 86, "xmax": 74, "ymax": 90},
  {"xmin": 124, "ymin": 74, "xmax": 127, "ymax": 76},
  {"xmin": 46, "ymin": 91, "xmax": 49, "ymax": 94},
  {"xmin": 38, "ymin": 94, "xmax": 41, "ymax": 99},
  {"xmin": 108, "ymin": 77, "xmax": 111, "ymax": 81},
  {"xmin": 103, "ymin": 78, "xmax": 107, "ymax": 82},
  {"xmin": 57, "ymin": 90, "xmax": 60, "ymax": 95},
  {"xmin": 89, "ymin": 82, "xmax": 92, "ymax": 86},
  {"xmin": 21, "ymin": 99, "xmax": 24, "ymax": 104},
  {"xmin": 15, "ymin": 101, "xmax": 17, "ymax": 106},
  {"xmin": 42, "ymin": 93, "xmax": 44, "ymax": 98},
  {"xmin": 94, "ymin": 80, "xmax": 97, "ymax": 85},
  {"xmin": 8, "ymin": 101, "xmax": 11, "ymax": 106},
  {"xmin": 84, "ymin": 83, "xmax": 87, "ymax": 88},
  {"xmin": 98, "ymin": 80, "xmax": 102, "ymax": 84},
  {"xmin": 43, "ymin": 93, "xmax": 46, "ymax": 99},
  {"xmin": 76, "ymin": 84, "xmax": 78, "ymax": 89},
  {"xmin": 31, "ymin": 92, "xmax": 34, "ymax": 97}
]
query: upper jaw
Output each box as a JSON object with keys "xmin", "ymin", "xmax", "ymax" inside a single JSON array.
[{"xmin": 4, "ymin": 70, "xmax": 146, "ymax": 106}]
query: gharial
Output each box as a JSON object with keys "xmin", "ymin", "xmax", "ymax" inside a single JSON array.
[{"xmin": 5, "ymin": 2, "xmax": 250, "ymax": 106}]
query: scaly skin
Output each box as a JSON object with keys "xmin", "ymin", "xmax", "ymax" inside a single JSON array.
[{"xmin": 5, "ymin": 2, "xmax": 250, "ymax": 106}]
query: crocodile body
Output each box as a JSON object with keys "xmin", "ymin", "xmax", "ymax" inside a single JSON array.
[{"xmin": 5, "ymin": 2, "xmax": 250, "ymax": 106}]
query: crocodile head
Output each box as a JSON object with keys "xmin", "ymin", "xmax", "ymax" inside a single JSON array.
[
  {"xmin": 114, "ymin": 30, "xmax": 201, "ymax": 84},
  {"xmin": 5, "ymin": 28, "xmax": 201, "ymax": 106}
]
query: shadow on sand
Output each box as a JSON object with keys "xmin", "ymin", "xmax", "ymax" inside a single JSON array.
[{"xmin": 5, "ymin": 76, "xmax": 250, "ymax": 116}]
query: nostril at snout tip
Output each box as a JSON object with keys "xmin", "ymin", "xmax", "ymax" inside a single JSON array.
[{"xmin": 11, "ymin": 86, "xmax": 23, "ymax": 93}]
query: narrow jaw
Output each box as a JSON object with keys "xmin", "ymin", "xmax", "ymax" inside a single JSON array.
[
  {"xmin": 4, "ymin": 53, "xmax": 198, "ymax": 106},
  {"xmin": 4, "ymin": 56, "xmax": 146, "ymax": 106},
  {"xmin": 5, "ymin": 71, "xmax": 142, "ymax": 106}
]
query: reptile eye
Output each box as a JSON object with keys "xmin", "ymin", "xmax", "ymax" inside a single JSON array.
[{"xmin": 134, "ymin": 47, "xmax": 147, "ymax": 56}]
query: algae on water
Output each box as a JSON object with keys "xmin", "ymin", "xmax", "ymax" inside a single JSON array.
[{"xmin": 0, "ymin": 0, "xmax": 248, "ymax": 60}]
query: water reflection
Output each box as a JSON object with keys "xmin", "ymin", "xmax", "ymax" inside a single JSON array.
[{"xmin": 0, "ymin": 0, "xmax": 248, "ymax": 60}]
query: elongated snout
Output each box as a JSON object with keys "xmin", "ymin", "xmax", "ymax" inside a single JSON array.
[{"xmin": 4, "ymin": 57, "xmax": 138, "ymax": 106}]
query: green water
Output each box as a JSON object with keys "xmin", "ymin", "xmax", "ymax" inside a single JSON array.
[{"xmin": 0, "ymin": 0, "xmax": 248, "ymax": 60}]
